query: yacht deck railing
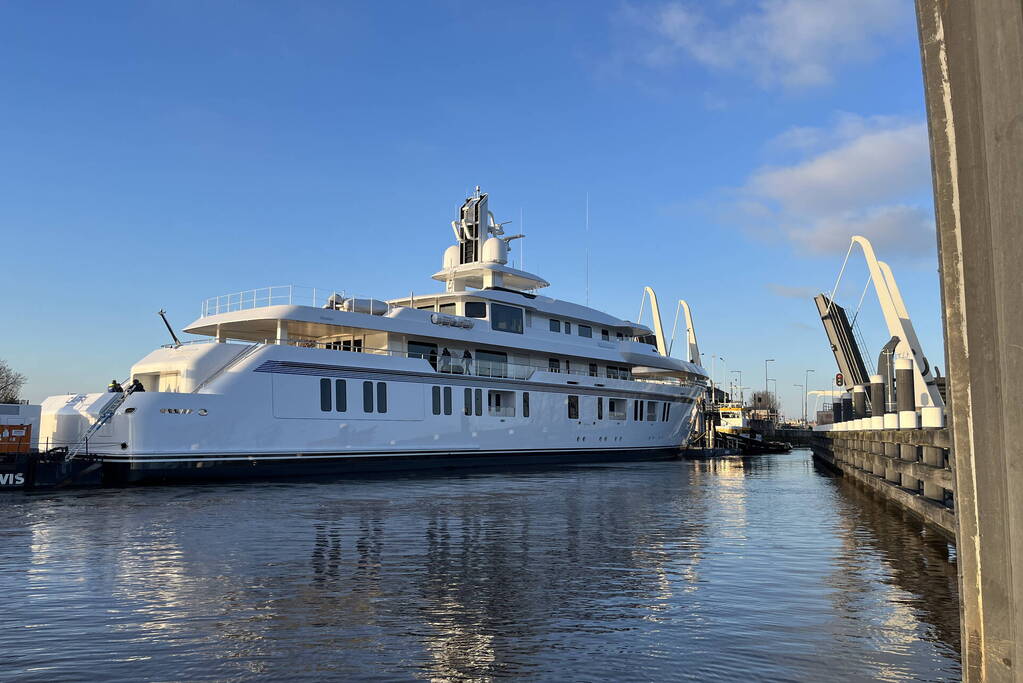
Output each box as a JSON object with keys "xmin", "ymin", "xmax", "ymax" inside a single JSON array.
[
  {"xmin": 201, "ymin": 285, "xmax": 368, "ymax": 317},
  {"xmin": 165, "ymin": 338, "xmax": 705, "ymax": 388}
]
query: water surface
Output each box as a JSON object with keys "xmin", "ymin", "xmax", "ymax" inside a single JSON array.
[{"xmin": 0, "ymin": 451, "xmax": 960, "ymax": 681}]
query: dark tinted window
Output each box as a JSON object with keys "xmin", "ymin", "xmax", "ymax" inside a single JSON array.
[
  {"xmin": 597, "ymin": 396, "xmax": 603, "ymax": 420},
  {"xmin": 578, "ymin": 325, "xmax": 592, "ymax": 338},
  {"xmin": 377, "ymin": 382, "xmax": 387, "ymax": 413},
  {"xmin": 601, "ymin": 329, "xmax": 610, "ymax": 341},
  {"xmin": 564, "ymin": 322, "xmax": 571, "ymax": 334},
  {"xmin": 363, "ymin": 381, "xmax": 374, "ymax": 413},
  {"xmin": 549, "ymin": 319, "xmax": 561, "ymax": 333},
  {"xmin": 439, "ymin": 303, "xmax": 456, "ymax": 314},
  {"xmin": 465, "ymin": 301, "xmax": 487, "ymax": 318},
  {"xmin": 335, "ymin": 379, "xmax": 346, "ymax": 412},
  {"xmin": 490, "ymin": 303, "xmax": 524, "ymax": 334},
  {"xmin": 474, "ymin": 389, "xmax": 483, "ymax": 416},
  {"xmin": 409, "ymin": 341, "xmax": 438, "ymax": 364},
  {"xmin": 443, "ymin": 387, "xmax": 452, "ymax": 415},
  {"xmin": 523, "ymin": 392, "xmax": 530, "ymax": 418},
  {"xmin": 548, "ymin": 358, "xmax": 560, "ymax": 372},
  {"xmin": 589, "ymin": 363, "xmax": 598, "ymax": 377},
  {"xmin": 320, "ymin": 378, "xmax": 331, "ymax": 412},
  {"xmin": 568, "ymin": 395, "xmax": 579, "ymax": 420},
  {"xmin": 432, "ymin": 386, "xmax": 441, "ymax": 415},
  {"xmin": 464, "ymin": 388, "xmax": 472, "ymax": 416}
]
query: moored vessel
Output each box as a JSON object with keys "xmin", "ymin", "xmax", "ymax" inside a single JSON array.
[{"xmin": 39, "ymin": 188, "xmax": 709, "ymax": 482}]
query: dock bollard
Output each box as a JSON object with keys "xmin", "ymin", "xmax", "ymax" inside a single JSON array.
[
  {"xmin": 840, "ymin": 395, "xmax": 854, "ymax": 430},
  {"xmin": 869, "ymin": 375, "xmax": 885, "ymax": 430},
  {"xmin": 852, "ymin": 385, "xmax": 867, "ymax": 431},
  {"xmin": 895, "ymin": 358, "xmax": 919, "ymax": 429}
]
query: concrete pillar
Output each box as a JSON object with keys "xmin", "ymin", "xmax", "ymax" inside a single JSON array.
[
  {"xmin": 923, "ymin": 481, "xmax": 944, "ymax": 502},
  {"xmin": 899, "ymin": 444, "xmax": 919, "ymax": 490},
  {"xmin": 215, "ymin": 324, "xmax": 226, "ymax": 343},
  {"xmin": 853, "ymin": 385, "xmax": 867, "ymax": 420},
  {"xmin": 840, "ymin": 396, "xmax": 853, "ymax": 425},
  {"xmin": 869, "ymin": 374, "xmax": 885, "ymax": 430},
  {"xmin": 895, "ymin": 358, "xmax": 918, "ymax": 429},
  {"xmin": 883, "ymin": 375, "xmax": 899, "ymax": 429},
  {"xmin": 882, "ymin": 441, "xmax": 898, "ymax": 483},
  {"xmin": 916, "ymin": 0, "xmax": 1023, "ymax": 677}
]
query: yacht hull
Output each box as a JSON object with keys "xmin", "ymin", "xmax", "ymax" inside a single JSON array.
[{"xmin": 97, "ymin": 446, "xmax": 681, "ymax": 484}]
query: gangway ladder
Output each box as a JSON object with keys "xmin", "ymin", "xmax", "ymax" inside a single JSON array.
[{"xmin": 66, "ymin": 391, "xmax": 131, "ymax": 461}]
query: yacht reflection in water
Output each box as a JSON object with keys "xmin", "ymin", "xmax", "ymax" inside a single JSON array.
[
  {"xmin": 3, "ymin": 455, "xmax": 961, "ymax": 681},
  {"xmin": 300, "ymin": 467, "xmax": 713, "ymax": 680}
]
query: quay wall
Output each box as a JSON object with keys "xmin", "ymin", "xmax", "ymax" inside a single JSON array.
[{"xmin": 810, "ymin": 428, "xmax": 955, "ymax": 538}]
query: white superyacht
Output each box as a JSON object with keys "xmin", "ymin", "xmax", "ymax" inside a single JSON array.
[{"xmin": 40, "ymin": 188, "xmax": 708, "ymax": 482}]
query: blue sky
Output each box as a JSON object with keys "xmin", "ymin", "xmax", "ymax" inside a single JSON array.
[{"xmin": 1, "ymin": 1, "xmax": 944, "ymax": 418}]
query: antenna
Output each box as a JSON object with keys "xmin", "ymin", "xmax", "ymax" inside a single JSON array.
[
  {"xmin": 158, "ymin": 309, "xmax": 182, "ymax": 347},
  {"xmin": 520, "ymin": 207, "xmax": 524, "ymax": 270},
  {"xmin": 585, "ymin": 193, "xmax": 590, "ymax": 306}
]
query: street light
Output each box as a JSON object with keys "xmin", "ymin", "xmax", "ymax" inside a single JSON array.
[
  {"xmin": 794, "ymin": 384, "xmax": 803, "ymax": 425},
  {"xmin": 804, "ymin": 369, "xmax": 815, "ymax": 425}
]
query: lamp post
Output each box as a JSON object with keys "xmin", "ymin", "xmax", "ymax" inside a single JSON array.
[
  {"xmin": 794, "ymin": 384, "xmax": 803, "ymax": 425},
  {"xmin": 803, "ymin": 369, "xmax": 815, "ymax": 426},
  {"xmin": 731, "ymin": 370, "xmax": 742, "ymax": 404}
]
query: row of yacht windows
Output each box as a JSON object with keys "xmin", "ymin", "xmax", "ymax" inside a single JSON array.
[
  {"xmin": 548, "ymin": 318, "xmax": 619, "ymax": 341},
  {"xmin": 413, "ymin": 298, "xmax": 627, "ymax": 342},
  {"xmin": 320, "ymin": 378, "xmax": 670, "ymax": 423},
  {"xmin": 319, "ymin": 379, "xmax": 387, "ymax": 413},
  {"xmin": 408, "ymin": 340, "xmax": 633, "ymax": 381}
]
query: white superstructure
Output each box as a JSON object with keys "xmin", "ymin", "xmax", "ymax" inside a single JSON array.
[{"xmin": 40, "ymin": 188, "xmax": 708, "ymax": 482}]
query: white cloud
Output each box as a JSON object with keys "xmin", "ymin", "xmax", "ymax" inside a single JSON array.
[
  {"xmin": 624, "ymin": 0, "xmax": 912, "ymax": 88},
  {"xmin": 786, "ymin": 205, "xmax": 935, "ymax": 255},
  {"xmin": 739, "ymin": 116, "xmax": 936, "ymax": 257},
  {"xmin": 751, "ymin": 121, "xmax": 931, "ymax": 214}
]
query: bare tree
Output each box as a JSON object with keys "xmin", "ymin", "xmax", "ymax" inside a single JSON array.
[
  {"xmin": 0, "ymin": 359, "xmax": 26, "ymax": 404},
  {"xmin": 750, "ymin": 390, "xmax": 779, "ymax": 413}
]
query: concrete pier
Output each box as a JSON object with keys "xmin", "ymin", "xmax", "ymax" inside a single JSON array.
[
  {"xmin": 915, "ymin": 0, "xmax": 1023, "ymax": 679},
  {"xmin": 811, "ymin": 429, "xmax": 955, "ymax": 536}
]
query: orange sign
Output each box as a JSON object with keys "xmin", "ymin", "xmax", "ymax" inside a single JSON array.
[{"xmin": 0, "ymin": 424, "xmax": 32, "ymax": 454}]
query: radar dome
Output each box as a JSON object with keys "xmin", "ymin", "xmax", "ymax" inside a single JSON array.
[
  {"xmin": 482, "ymin": 237, "xmax": 507, "ymax": 264},
  {"xmin": 442, "ymin": 245, "xmax": 459, "ymax": 269}
]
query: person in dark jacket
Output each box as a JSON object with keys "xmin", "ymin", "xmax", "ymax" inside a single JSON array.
[
  {"xmin": 127, "ymin": 378, "xmax": 145, "ymax": 393},
  {"xmin": 108, "ymin": 380, "xmax": 123, "ymax": 393}
]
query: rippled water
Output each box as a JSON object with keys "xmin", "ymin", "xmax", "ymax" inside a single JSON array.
[{"xmin": 0, "ymin": 451, "xmax": 960, "ymax": 681}]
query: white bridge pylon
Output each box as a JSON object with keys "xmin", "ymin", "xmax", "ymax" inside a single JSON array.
[{"xmin": 842, "ymin": 236, "xmax": 945, "ymax": 423}]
